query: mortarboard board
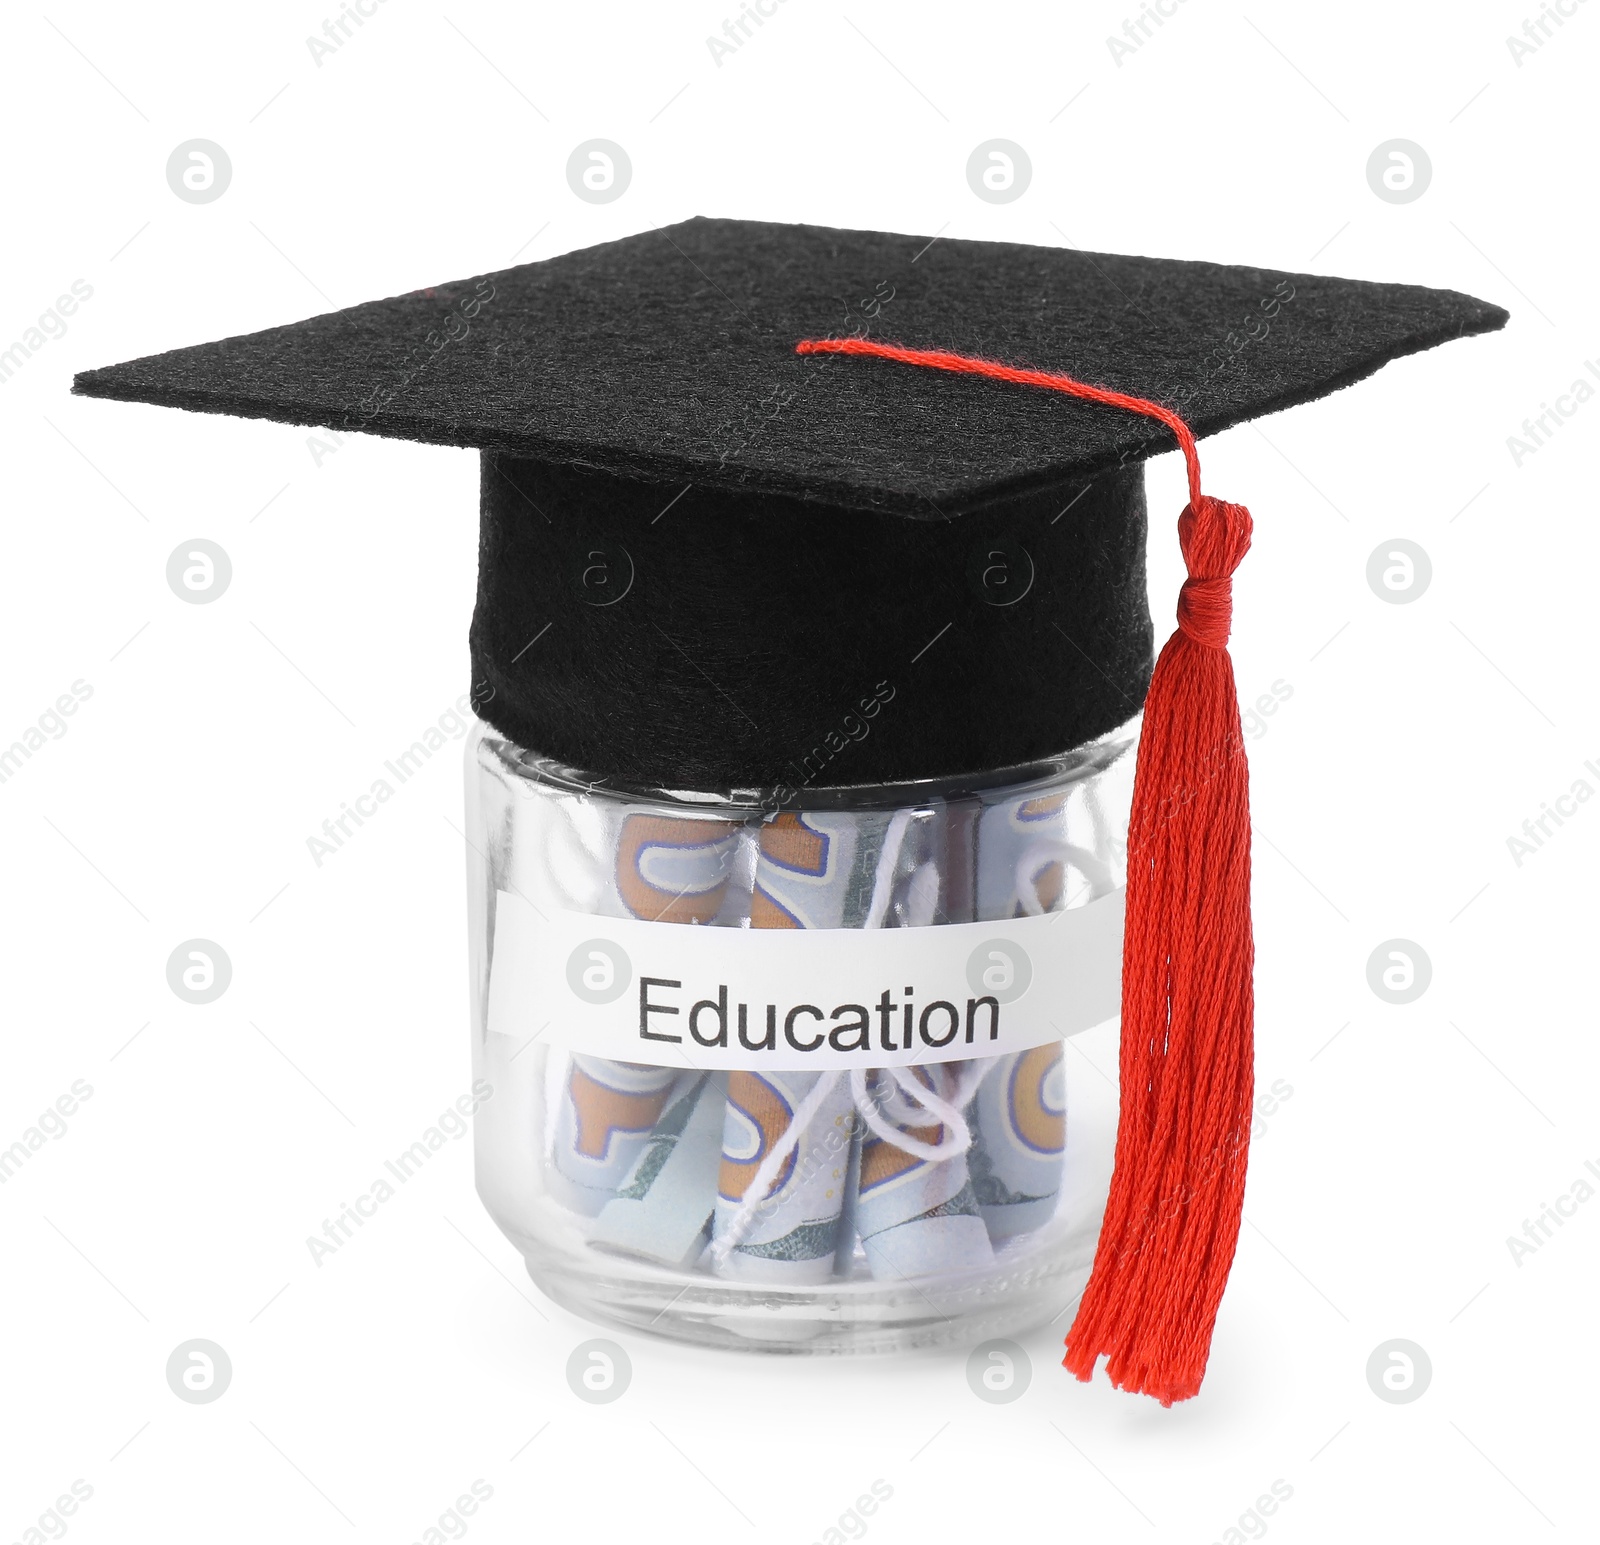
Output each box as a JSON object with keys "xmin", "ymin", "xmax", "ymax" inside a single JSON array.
[
  {"xmin": 73, "ymin": 216, "xmax": 1507, "ymax": 1403},
  {"xmin": 73, "ymin": 216, "xmax": 1506, "ymax": 793}
]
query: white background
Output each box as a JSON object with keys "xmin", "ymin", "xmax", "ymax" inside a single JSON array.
[{"xmin": 3, "ymin": 2, "xmax": 1596, "ymax": 1541}]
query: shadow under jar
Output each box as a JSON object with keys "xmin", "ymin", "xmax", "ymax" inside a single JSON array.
[{"xmin": 463, "ymin": 716, "xmax": 1136, "ymax": 1354}]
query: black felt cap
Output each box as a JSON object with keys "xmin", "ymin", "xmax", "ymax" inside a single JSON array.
[{"xmin": 74, "ymin": 218, "xmax": 1507, "ymax": 789}]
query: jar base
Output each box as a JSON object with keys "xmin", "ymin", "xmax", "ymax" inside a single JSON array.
[{"xmin": 521, "ymin": 1238, "xmax": 1091, "ymax": 1356}]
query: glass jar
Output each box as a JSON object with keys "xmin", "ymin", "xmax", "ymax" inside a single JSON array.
[{"xmin": 463, "ymin": 714, "xmax": 1138, "ymax": 1354}]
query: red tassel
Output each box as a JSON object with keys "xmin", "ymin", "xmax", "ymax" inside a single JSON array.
[
  {"xmin": 794, "ymin": 336, "xmax": 1256, "ymax": 1403},
  {"xmin": 1064, "ymin": 493, "xmax": 1253, "ymax": 1405}
]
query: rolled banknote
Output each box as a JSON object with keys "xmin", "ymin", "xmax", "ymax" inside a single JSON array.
[
  {"xmin": 547, "ymin": 811, "xmax": 744, "ymax": 1216},
  {"xmin": 545, "ymin": 1055, "xmax": 682, "ymax": 1216},
  {"xmin": 711, "ymin": 1069, "xmax": 856, "ymax": 1284},
  {"xmin": 705, "ymin": 809, "xmax": 896, "ymax": 1281},
  {"xmin": 750, "ymin": 809, "xmax": 891, "ymax": 929},
  {"xmin": 960, "ymin": 769, "xmax": 1122, "ymax": 1244},
  {"xmin": 853, "ymin": 1064, "xmax": 994, "ymax": 1280},
  {"xmin": 975, "ymin": 771, "xmax": 1121, "ymax": 920},
  {"xmin": 591, "ymin": 1071, "xmax": 729, "ymax": 1267},
  {"xmin": 964, "ymin": 791, "xmax": 1070, "ymax": 1247},
  {"xmin": 605, "ymin": 809, "xmax": 748, "ymax": 925},
  {"xmin": 837, "ymin": 801, "xmax": 996, "ymax": 1279},
  {"xmin": 976, "ymin": 790, "xmax": 1073, "ymax": 920},
  {"xmin": 965, "ymin": 1042, "xmax": 1068, "ymax": 1240}
]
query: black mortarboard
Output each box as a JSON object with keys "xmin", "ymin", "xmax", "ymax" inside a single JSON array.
[
  {"xmin": 74, "ymin": 217, "xmax": 1506, "ymax": 1403},
  {"xmin": 74, "ymin": 216, "xmax": 1506, "ymax": 793}
]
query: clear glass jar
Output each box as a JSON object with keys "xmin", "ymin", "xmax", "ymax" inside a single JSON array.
[{"xmin": 463, "ymin": 716, "xmax": 1137, "ymax": 1354}]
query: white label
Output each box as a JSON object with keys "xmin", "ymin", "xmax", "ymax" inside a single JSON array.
[{"xmin": 487, "ymin": 888, "xmax": 1124, "ymax": 1071}]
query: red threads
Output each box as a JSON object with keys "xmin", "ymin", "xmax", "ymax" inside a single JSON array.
[
  {"xmin": 796, "ymin": 335, "xmax": 1256, "ymax": 1404},
  {"xmin": 794, "ymin": 337, "xmax": 1208, "ymax": 506}
]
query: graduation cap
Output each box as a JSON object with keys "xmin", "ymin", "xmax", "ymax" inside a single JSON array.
[{"xmin": 75, "ymin": 216, "xmax": 1506, "ymax": 1402}]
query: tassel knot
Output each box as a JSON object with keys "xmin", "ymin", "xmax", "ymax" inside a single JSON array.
[
  {"xmin": 1175, "ymin": 496, "xmax": 1251, "ymax": 649},
  {"xmin": 1175, "ymin": 575, "xmax": 1233, "ymax": 649}
]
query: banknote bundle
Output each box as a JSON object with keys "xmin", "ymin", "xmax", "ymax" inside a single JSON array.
[{"xmin": 526, "ymin": 767, "xmax": 1122, "ymax": 1284}]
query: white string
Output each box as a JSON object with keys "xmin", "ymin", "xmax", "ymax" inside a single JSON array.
[
  {"xmin": 1013, "ymin": 839, "xmax": 1115, "ymax": 916},
  {"xmin": 850, "ymin": 1065, "xmax": 973, "ymax": 1162},
  {"xmin": 886, "ymin": 1066, "xmax": 971, "ymax": 1154},
  {"xmin": 863, "ymin": 807, "xmax": 915, "ymax": 928},
  {"xmin": 853, "ymin": 1068, "xmax": 929, "ymax": 1156},
  {"xmin": 945, "ymin": 1056, "xmax": 994, "ymax": 1113},
  {"xmin": 872, "ymin": 1075, "xmax": 928, "ymax": 1126},
  {"xmin": 872, "ymin": 1059, "xmax": 992, "ymax": 1133}
]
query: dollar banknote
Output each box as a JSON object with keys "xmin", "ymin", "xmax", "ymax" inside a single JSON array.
[
  {"xmin": 604, "ymin": 809, "xmax": 747, "ymax": 925},
  {"xmin": 854, "ymin": 1065, "xmax": 994, "ymax": 1280},
  {"xmin": 591, "ymin": 1071, "xmax": 729, "ymax": 1266},
  {"xmin": 976, "ymin": 790, "xmax": 1074, "ymax": 919},
  {"xmin": 711, "ymin": 1070, "xmax": 857, "ymax": 1283},
  {"xmin": 546, "ymin": 1055, "xmax": 682, "ymax": 1216},
  {"xmin": 749, "ymin": 809, "xmax": 894, "ymax": 929},
  {"xmin": 965, "ymin": 1042, "xmax": 1068, "ymax": 1239}
]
